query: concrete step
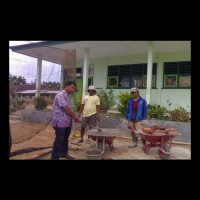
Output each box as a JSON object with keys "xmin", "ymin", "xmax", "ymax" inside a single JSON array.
[
  {"xmin": 15, "ymin": 110, "xmax": 22, "ymax": 114},
  {"xmin": 9, "ymin": 115, "xmax": 21, "ymax": 120},
  {"xmin": 11, "ymin": 112, "xmax": 21, "ymax": 117},
  {"xmin": 9, "ymin": 119, "xmax": 21, "ymax": 124}
]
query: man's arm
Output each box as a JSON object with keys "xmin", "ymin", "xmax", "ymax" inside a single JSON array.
[
  {"xmin": 62, "ymin": 105, "xmax": 80, "ymax": 122},
  {"xmin": 78, "ymin": 104, "xmax": 84, "ymax": 118}
]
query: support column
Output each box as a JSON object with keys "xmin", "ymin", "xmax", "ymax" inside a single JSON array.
[
  {"xmin": 60, "ymin": 64, "xmax": 65, "ymax": 91},
  {"xmin": 82, "ymin": 48, "xmax": 90, "ymax": 96},
  {"xmin": 146, "ymin": 41, "xmax": 154, "ymax": 105},
  {"xmin": 156, "ymin": 52, "xmax": 164, "ymax": 106},
  {"xmin": 36, "ymin": 54, "xmax": 42, "ymax": 97}
]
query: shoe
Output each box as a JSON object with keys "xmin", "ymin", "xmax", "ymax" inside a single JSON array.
[
  {"xmin": 77, "ymin": 138, "xmax": 83, "ymax": 143},
  {"xmin": 60, "ymin": 154, "xmax": 74, "ymax": 160},
  {"xmin": 128, "ymin": 141, "xmax": 138, "ymax": 148},
  {"xmin": 86, "ymin": 139, "xmax": 91, "ymax": 144}
]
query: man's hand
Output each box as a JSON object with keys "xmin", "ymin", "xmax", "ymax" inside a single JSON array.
[
  {"xmin": 97, "ymin": 115, "xmax": 100, "ymax": 122},
  {"xmin": 73, "ymin": 115, "xmax": 80, "ymax": 123},
  {"xmin": 124, "ymin": 120, "xmax": 128, "ymax": 125},
  {"xmin": 142, "ymin": 120, "xmax": 146, "ymax": 125}
]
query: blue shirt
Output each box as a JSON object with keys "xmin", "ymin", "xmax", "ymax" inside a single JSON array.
[{"xmin": 125, "ymin": 96, "xmax": 147, "ymax": 122}]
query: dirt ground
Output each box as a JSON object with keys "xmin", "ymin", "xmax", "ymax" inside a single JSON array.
[{"xmin": 9, "ymin": 121, "xmax": 191, "ymax": 160}]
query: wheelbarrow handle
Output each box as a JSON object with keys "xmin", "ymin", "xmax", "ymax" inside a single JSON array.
[
  {"xmin": 128, "ymin": 125, "xmax": 141, "ymax": 137},
  {"xmin": 79, "ymin": 120, "xmax": 102, "ymax": 132}
]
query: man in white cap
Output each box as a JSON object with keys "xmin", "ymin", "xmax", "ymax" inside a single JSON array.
[
  {"xmin": 77, "ymin": 86, "xmax": 100, "ymax": 143},
  {"xmin": 125, "ymin": 87, "xmax": 147, "ymax": 148}
]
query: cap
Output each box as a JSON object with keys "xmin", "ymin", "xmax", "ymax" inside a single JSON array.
[
  {"xmin": 88, "ymin": 85, "xmax": 96, "ymax": 91},
  {"xmin": 131, "ymin": 87, "xmax": 139, "ymax": 93}
]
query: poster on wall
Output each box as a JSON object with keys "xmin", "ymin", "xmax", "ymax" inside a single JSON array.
[{"xmin": 88, "ymin": 65, "xmax": 94, "ymax": 77}]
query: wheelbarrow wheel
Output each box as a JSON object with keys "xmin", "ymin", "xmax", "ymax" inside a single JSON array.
[{"xmin": 158, "ymin": 142, "xmax": 170, "ymax": 160}]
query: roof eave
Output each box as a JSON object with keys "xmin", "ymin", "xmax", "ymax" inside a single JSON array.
[{"xmin": 9, "ymin": 41, "xmax": 82, "ymax": 51}]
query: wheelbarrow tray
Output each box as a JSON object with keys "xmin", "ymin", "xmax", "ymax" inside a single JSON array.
[
  {"xmin": 86, "ymin": 128, "xmax": 119, "ymax": 152},
  {"xmin": 89, "ymin": 135, "xmax": 116, "ymax": 144},
  {"xmin": 137, "ymin": 131, "xmax": 180, "ymax": 143},
  {"xmin": 136, "ymin": 130, "xmax": 181, "ymax": 159}
]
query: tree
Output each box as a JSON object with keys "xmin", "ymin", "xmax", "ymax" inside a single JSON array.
[
  {"xmin": 42, "ymin": 81, "xmax": 60, "ymax": 87},
  {"xmin": 9, "ymin": 73, "xmax": 26, "ymax": 85}
]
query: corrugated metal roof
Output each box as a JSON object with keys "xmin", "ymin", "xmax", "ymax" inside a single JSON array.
[
  {"xmin": 14, "ymin": 90, "xmax": 59, "ymax": 94},
  {"xmin": 9, "ymin": 84, "xmax": 60, "ymax": 93}
]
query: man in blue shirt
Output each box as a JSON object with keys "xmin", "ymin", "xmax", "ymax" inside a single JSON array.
[{"xmin": 125, "ymin": 87, "xmax": 147, "ymax": 148}]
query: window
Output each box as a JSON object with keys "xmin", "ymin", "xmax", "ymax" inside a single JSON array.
[
  {"xmin": 76, "ymin": 68, "xmax": 82, "ymax": 78},
  {"xmin": 108, "ymin": 77, "xmax": 118, "ymax": 87},
  {"xmin": 119, "ymin": 77, "xmax": 130, "ymax": 87},
  {"xmin": 163, "ymin": 61, "xmax": 191, "ymax": 88},
  {"xmin": 164, "ymin": 75, "xmax": 178, "ymax": 87},
  {"xmin": 143, "ymin": 75, "xmax": 156, "ymax": 87},
  {"xmin": 107, "ymin": 63, "xmax": 157, "ymax": 88},
  {"xmin": 131, "ymin": 76, "xmax": 142, "ymax": 87}
]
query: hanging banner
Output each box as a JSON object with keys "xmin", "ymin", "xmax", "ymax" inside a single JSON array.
[{"xmin": 88, "ymin": 64, "xmax": 94, "ymax": 77}]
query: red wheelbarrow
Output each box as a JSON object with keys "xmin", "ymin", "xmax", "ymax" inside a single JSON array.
[
  {"xmin": 86, "ymin": 128, "xmax": 120, "ymax": 153},
  {"xmin": 86, "ymin": 122, "xmax": 123, "ymax": 153},
  {"xmin": 129, "ymin": 126, "xmax": 181, "ymax": 159}
]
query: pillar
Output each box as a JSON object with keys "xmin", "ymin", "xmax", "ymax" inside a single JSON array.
[
  {"xmin": 36, "ymin": 54, "xmax": 42, "ymax": 97},
  {"xmin": 60, "ymin": 64, "xmax": 65, "ymax": 91},
  {"xmin": 82, "ymin": 48, "xmax": 90, "ymax": 96},
  {"xmin": 156, "ymin": 52, "xmax": 164, "ymax": 106},
  {"xmin": 146, "ymin": 41, "xmax": 154, "ymax": 105}
]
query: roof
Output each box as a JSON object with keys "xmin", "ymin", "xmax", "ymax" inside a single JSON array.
[
  {"xmin": 14, "ymin": 90, "xmax": 59, "ymax": 94},
  {"xmin": 9, "ymin": 41, "xmax": 81, "ymax": 51},
  {"xmin": 9, "ymin": 41, "xmax": 191, "ymax": 65},
  {"xmin": 9, "ymin": 84, "xmax": 60, "ymax": 93}
]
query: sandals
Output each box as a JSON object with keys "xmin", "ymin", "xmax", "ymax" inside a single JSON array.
[
  {"xmin": 76, "ymin": 138, "xmax": 83, "ymax": 143},
  {"xmin": 86, "ymin": 139, "xmax": 91, "ymax": 144}
]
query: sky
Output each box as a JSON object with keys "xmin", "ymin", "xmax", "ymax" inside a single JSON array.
[{"xmin": 9, "ymin": 41, "xmax": 61, "ymax": 84}]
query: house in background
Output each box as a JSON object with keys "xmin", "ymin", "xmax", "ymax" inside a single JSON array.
[{"xmin": 9, "ymin": 84, "xmax": 60, "ymax": 102}]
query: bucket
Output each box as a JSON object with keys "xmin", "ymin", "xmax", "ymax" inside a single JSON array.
[{"xmin": 86, "ymin": 149, "xmax": 103, "ymax": 160}]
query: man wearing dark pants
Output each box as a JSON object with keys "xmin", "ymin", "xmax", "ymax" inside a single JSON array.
[
  {"xmin": 51, "ymin": 81, "xmax": 80, "ymax": 160},
  {"xmin": 52, "ymin": 126, "xmax": 71, "ymax": 159}
]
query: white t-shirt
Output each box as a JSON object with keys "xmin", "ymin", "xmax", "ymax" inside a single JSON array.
[{"xmin": 82, "ymin": 95, "xmax": 100, "ymax": 117}]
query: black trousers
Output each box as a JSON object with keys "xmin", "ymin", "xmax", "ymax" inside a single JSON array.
[{"xmin": 51, "ymin": 126, "xmax": 71, "ymax": 160}]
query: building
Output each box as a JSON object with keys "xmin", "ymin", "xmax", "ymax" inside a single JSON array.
[
  {"xmin": 9, "ymin": 41, "xmax": 191, "ymax": 112},
  {"xmin": 9, "ymin": 84, "xmax": 60, "ymax": 102}
]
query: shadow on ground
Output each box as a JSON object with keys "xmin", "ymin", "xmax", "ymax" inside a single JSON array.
[{"xmin": 10, "ymin": 146, "xmax": 52, "ymax": 157}]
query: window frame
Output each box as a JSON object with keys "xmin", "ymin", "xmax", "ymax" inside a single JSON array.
[
  {"xmin": 163, "ymin": 74, "xmax": 178, "ymax": 88},
  {"xmin": 163, "ymin": 61, "xmax": 191, "ymax": 89},
  {"xmin": 143, "ymin": 75, "xmax": 156, "ymax": 88},
  {"xmin": 108, "ymin": 76, "xmax": 119, "ymax": 88}
]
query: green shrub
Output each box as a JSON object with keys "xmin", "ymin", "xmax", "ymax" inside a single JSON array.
[
  {"xmin": 170, "ymin": 107, "xmax": 190, "ymax": 122},
  {"xmin": 147, "ymin": 104, "xmax": 169, "ymax": 120},
  {"xmin": 75, "ymin": 96, "xmax": 82, "ymax": 112},
  {"xmin": 117, "ymin": 91, "xmax": 133, "ymax": 116},
  {"xmin": 34, "ymin": 96, "xmax": 48, "ymax": 111},
  {"xmin": 97, "ymin": 89, "xmax": 116, "ymax": 111},
  {"xmin": 16, "ymin": 99, "xmax": 25, "ymax": 105}
]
